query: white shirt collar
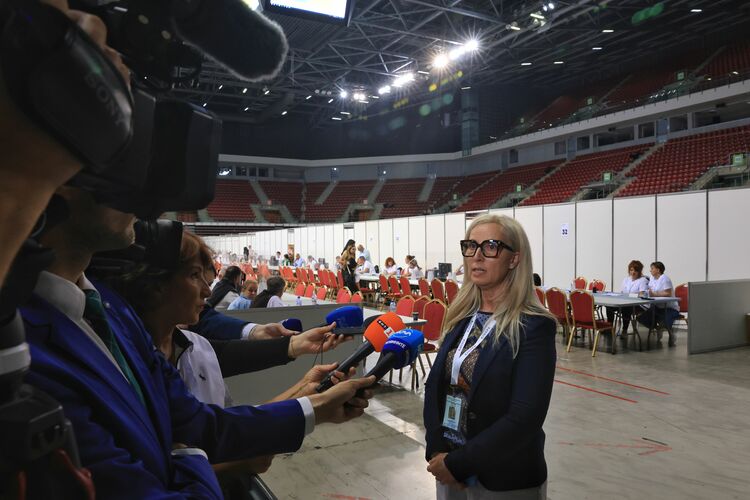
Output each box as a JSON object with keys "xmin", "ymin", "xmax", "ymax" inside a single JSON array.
[{"xmin": 34, "ymin": 271, "xmax": 97, "ymax": 322}]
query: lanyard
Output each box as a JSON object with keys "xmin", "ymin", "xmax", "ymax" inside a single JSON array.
[{"xmin": 451, "ymin": 313, "xmax": 496, "ymax": 386}]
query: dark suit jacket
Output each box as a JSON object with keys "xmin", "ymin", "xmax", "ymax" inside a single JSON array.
[
  {"xmin": 22, "ymin": 281, "xmax": 305, "ymax": 499},
  {"xmin": 193, "ymin": 305, "xmax": 247, "ymax": 340},
  {"xmin": 424, "ymin": 313, "xmax": 556, "ymax": 491}
]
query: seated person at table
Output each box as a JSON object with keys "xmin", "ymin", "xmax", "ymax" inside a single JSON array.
[
  {"xmin": 228, "ymin": 279, "xmax": 258, "ymax": 310},
  {"xmin": 307, "ymin": 255, "xmax": 318, "ymax": 269},
  {"xmin": 383, "ymin": 257, "xmax": 398, "ymax": 276},
  {"xmin": 356, "ymin": 256, "xmax": 375, "ymax": 275},
  {"xmin": 293, "ymin": 253, "xmax": 306, "ymax": 267},
  {"xmin": 606, "ymin": 260, "xmax": 649, "ymax": 339},
  {"xmin": 250, "ymin": 277, "xmax": 287, "ymax": 308},
  {"xmin": 638, "ymin": 261, "xmax": 680, "ymax": 346},
  {"xmin": 207, "ymin": 265, "xmax": 242, "ymax": 310},
  {"xmin": 403, "ymin": 256, "xmax": 424, "ymax": 279},
  {"xmin": 533, "ymin": 273, "xmax": 542, "ymax": 286}
]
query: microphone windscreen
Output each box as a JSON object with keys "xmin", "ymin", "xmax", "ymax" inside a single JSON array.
[
  {"xmin": 281, "ymin": 318, "xmax": 303, "ymax": 332},
  {"xmin": 363, "ymin": 312, "xmax": 405, "ymax": 352},
  {"xmin": 382, "ymin": 329, "xmax": 424, "ymax": 368},
  {"xmin": 326, "ymin": 306, "xmax": 363, "ymax": 328},
  {"xmin": 171, "ymin": 0, "xmax": 289, "ymax": 81}
]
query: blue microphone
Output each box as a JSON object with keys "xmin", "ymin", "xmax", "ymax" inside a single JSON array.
[
  {"xmin": 364, "ymin": 329, "xmax": 424, "ymax": 381},
  {"xmin": 323, "ymin": 306, "xmax": 365, "ymax": 336},
  {"xmin": 281, "ymin": 318, "xmax": 303, "ymax": 332}
]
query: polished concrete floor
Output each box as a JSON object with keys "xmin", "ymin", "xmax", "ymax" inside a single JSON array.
[{"xmin": 251, "ymin": 327, "xmax": 750, "ymax": 500}]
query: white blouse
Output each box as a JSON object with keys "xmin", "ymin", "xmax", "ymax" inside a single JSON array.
[
  {"xmin": 620, "ymin": 276, "xmax": 649, "ymax": 294},
  {"xmin": 267, "ymin": 295, "xmax": 286, "ymax": 308}
]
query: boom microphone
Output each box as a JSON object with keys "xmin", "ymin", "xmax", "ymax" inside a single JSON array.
[
  {"xmin": 315, "ymin": 312, "xmax": 405, "ymax": 393},
  {"xmin": 364, "ymin": 329, "xmax": 424, "ymax": 381},
  {"xmin": 171, "ymin": 0, "xmax": 289, "ymax": 81}
]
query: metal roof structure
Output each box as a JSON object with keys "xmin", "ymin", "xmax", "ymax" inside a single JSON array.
[{"xmin": 167, "ymin": 0, "xmax": 750, "ymax": 126}]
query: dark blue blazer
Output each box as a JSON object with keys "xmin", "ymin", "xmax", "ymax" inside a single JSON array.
[
  {"xmin": 192, "ymin": 305, "xmax": 247, "ymax": 340},
  {"xmin": 21, "ymin": 281, "xmax": 305, "ymax": 499},
  {"xmin": 424, "ymin": 313, "xmax": 556, "ymax": 491}
]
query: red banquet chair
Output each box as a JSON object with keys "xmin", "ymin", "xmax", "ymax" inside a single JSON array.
[{"xmin": 568, "ymin": 290, "xmax": 613, "ymax": 357}]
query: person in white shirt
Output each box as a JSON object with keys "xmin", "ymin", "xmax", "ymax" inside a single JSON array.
[
  {"xmin": 383, "ymin": 256, "xmax": 398, "ymax": 276},
  {"xmin": 356, "ymin": 244, "xmax": 372, "ymax": 263},
  {"xmin": 403, "ymin": 256, "xmax": 424, "ymax": 279},
  {"xmin": 356, "ymin": 256, "xmax": 375, "ymax": 275},
  {"xmin": 607, "ymin": 260, "xmax": 650, "ymax": 339},
  {"xmin": 307, "ymin": 255, "xmax": 318, "ymax": 269},
  {"xmin": 638, "ymin": 261, "xmax": 680, "ymax": 346}
]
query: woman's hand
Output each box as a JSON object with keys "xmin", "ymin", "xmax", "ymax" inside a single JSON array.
[
  {"xmin": 427, "ymin": 453, "xmax": 465, "ymax": 489},
  {"xmin": 288, "ymin": 323, "xmax": 351, "ymax": 358}
]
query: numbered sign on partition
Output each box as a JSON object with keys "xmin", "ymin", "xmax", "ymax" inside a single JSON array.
[{"xmin": 561, "ymin": 223, "xmax": 569, "ymax": 237}]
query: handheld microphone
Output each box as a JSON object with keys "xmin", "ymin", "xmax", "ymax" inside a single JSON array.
[
  {"xmin": 315, "ymin": 312, "xmax": 405, "ymax": 392},
  {"xmin": 171, "ymin": 0, "xmax": 289, "ymax": 81},
  {"xmin": 281, "ymin": 318, "xmax": 303, "ymax": 332},
  {"xmin": 364, "ymin": 329, "xmax": 424, "ymax": 381},
  {"xmin": 324, "ymin": 306, "xmax": 364, "ymax": 336}
]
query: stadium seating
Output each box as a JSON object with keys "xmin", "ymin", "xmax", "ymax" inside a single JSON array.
[
  {"xmin": 258, "ymin": 181, "xmax": 304, "ymax": 220},
  {"xmin": 700, "ymin": 41, "xmax": 750, "ymax": 80},
  {"xmin": 521, "ymin": 145, "xmax": 648, "ymax": 206},
  {"xmin": 617, "ymin": 125, "xmax": 750, "ymax": 198},
  {"xmin": 456, "ymin": 160, "xmax": 560, "ymax": 212},
  {"xmin": 304, "ymin": 180, "xmax": 376, "ymax": 222},
  {"xmin": 206, "ymin": 180, "xmax": 259, "ymax": 221}
]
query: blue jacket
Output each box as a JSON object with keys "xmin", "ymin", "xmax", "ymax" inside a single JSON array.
[
  {"xmin": 192, "ymin": 305, "xmax": 247, "ymax": 340},
  {"xmin": 424, "ymin": 313, "xmax": 556, "ymax": 491},
  {"xmin": 21, "ymin": 281, "xmax": 305, "ymax": 499}
]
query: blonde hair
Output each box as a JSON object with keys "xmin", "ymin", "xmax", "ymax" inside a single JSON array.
[{"xmin": 442, "ymin": 214, "xmax": 555, "ymax": 358}]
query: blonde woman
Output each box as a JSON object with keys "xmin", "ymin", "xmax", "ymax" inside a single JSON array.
[{"xmin": 424, "ymin": 214, "xmax": 556, "ymax": 499}]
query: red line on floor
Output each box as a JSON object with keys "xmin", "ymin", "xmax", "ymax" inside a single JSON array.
[
  {"xmin": 556, "ymin": 365, "xmax": 670, "ymax": 395},
  {"xmin": 554, "ymin": 379, "xmax": 638, "ymax": 403}
]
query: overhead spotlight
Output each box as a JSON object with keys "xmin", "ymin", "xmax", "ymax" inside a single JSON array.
[
  {"xmin": 393, "ymin": 73, "xmax": 415, "ymax": 87},
  {"xmin": 332, "ymin": 116, "xmax": 342, "ymax": 121},
  {"xmin": 592, "ymin": 46, "xmax": 603, "ymax": 50},
  {"xmin": 281, "ymin": 111, "xmax": 287, "ymax": 116},
  {"xmin": 521, "ymin": 62, "xmax": 532, "ymax": 66},
  {"xmin": 244, "ymin": 106, "xmax": 249, "ymax": 111},
  {"xmin": 306, "ymin": 95, "xmax": 312, "ymax": 100},
  {"xmin": 448, "ymin": 47, "xmax": 464, "ymax": 60},
  {"xmin": 242, "ymin": 88, "xmax": 248, "ymax": 94},
  {"xmin": 530, "ymin": 12, "xmax": 545, "ymax": 20},
  {"xmin": 328, "ymin": 98, "xmax": 334, "ymax": 103},
  {"xmin": 690, "ymin": 8, "xmax": 702, "ymax": 13},
  {"xmin": 461, "ymin": 86, "xmax": 471, "ymax": 90},
  {"xmin": 732, "ymin": 70, "xmax": 739, "ymax": 75},
  {"xmin": 378, "ymin": 85, "xmax": 392, "ymax": 95},
  {"xmin": 340, "ymin": 111, "xmax": 351, "ymax": 115},
  {"xmin": 314, "ymin": 89, "xmax": 320, "ymax": 94},
  {"xmin": 326, "ymin": 91, "xmax": 332, "ymax": 96},
  {"xmin": 218, "ymin": 84, "xmax": 223, "ymax": 90},
  {"xmin": 417, "ymin": 70, "xmax": 430, "ymax": 75},
  {"xmin": 370, "ymin": 95, "xmax": 380, "ymax": 99},
  {"xmin": 464, "ymin": 39, "xmax": 480, "ymax": 52},
  {"xmin": 202, "ymin": 102, "xmax": 207, "ymax": 107},
  {"xmin": 507, "ymin": 22, "xmax": 521, "ymax": 31},
  {"xmin": 554, "ymin": 60, "xmax": 564, "ymax": 64},
  {"xmin": 543, "ymin": 4, "xmax": 547, "ymax": 11},
  {"xmin": 433, "ymin": 53, "xmax": 449, "ymax": 68},
  {"xmin": 548, "ymin": 2, "xmax": 555, "ymax": 9},
  {"xmin": 353, "ymin": 92, "xmax": 366, "ymax": 100},
  {"xmin": 602, "ymin": 29, "xmax": 614, "ymax": 33},
  {"xmin": 264, "ymin": 89, "xmax": 270, "ymax": 95},
  {"xmin": 340, "ymin": 90, "xmax": 349, "ymax": 98}
]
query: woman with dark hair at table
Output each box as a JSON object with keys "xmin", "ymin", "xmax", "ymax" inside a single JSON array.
[
  {"xmin": 607, "ymin": 260, "xmax": 649, "ymax": 340},
  {"xmin": 250, "ymin": 276, "xmax": 287, "ymax": 308},
  {"xmin": 638, "ymin": 261, "xmax": 680, "ymax": 346},
  {"xmin": 424, "ymin": 214, "xmax": 556, "ymax": 499}
]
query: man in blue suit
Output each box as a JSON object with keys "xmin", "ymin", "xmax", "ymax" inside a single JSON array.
[{"xmin": 21, "ymin": 185, "xmax": 375, "ymax": 498}]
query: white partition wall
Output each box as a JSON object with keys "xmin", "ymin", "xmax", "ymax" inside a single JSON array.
[
  {"xmin": 365, "ymin": 220, "xmax": 380, "ymax": 265},
  {"xmin": 408, "ymin": 217, "xmax": 427, "ymax": 269},
  {"xmin": 489, "ymin": 208, "xmax": 514, "ymax": 219},
  {"xmin": 378, "ymin": 219, "xmax": 394, "ymax": 267},
  {"xmin": 514, "ymin": 206, "xmax": 544, "ymax": 281},
  {"xmin": 708, "ymin": 187, "xmax": 750, "ymax": 280},
  {"xmin": 316, "ymin": 226, "xmax": 326, "ymax": 260},
  {"xmin": 301, "ymin": 227, "xmax": 310, "ymax": 259},
  {"xmin": 444, "ymin": 213, "xmax": 465, "ymax": 270},
  {"xmin": 576, "ymin": 199, "xmax": 613, "ymax": 289},
  {"xmin": 324, "ymin": 225, "xmax": 334, "ymax": 266},
  {"xmin": 543, "ymin": 203, "xmax": 576, "ymax": 289},
  {"xmin": 293, "ymin": 228, "xmax": 302, "ymax": 258},
  {"xmin": 613, "ymin": 196, "xmax": 656, "ymax": 282},
  {"xmin": 333, "ymin": 224, "xmax": 345, "ymax": 263},
  {"xmin": 657, "ymin": 191, "xmax": 707, "ymax": 286},
  {"xmin": 425, "ymin": 214, "xmax": 446, "ymax": 270},
  {"xmin": 354, "ymin": 222, "xmax": 366, "ymax": 252},
  {"xmin": 393, "ymin": 218, "xmax": 410, "ymax": 267}
]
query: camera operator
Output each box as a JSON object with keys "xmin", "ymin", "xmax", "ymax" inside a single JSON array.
[{"xmin": 3, "ymin": 1, "xmax": 375, "ymax": 498}]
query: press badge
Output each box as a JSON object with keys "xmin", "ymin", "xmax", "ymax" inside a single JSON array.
[{"xmin": 442, "ymin": 395, "xmax": 463, "ymax": 431}]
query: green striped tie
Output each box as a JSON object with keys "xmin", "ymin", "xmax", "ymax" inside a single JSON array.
[{"xmin": 83, "ymin": 290, "xmax": 146, "ymax": 407}]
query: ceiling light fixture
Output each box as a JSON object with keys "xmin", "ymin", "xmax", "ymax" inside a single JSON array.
[
  {"xmin": 244, "ymin": 106, "xmax": 249, "ymax": 111},
  {"xmin": 218, "ymin": 84, "xmax": 223, "ymax": 90},
  {"xmin": 554, "ymin": 60, "xmax": 564, "ymax": 64},
  {"xmin": 281, "ymin": 111, "xmax": 287, "ymax": 116},
  {"xmin": 327, "ymin": 98, "xmax": 334, "ymax": 103},
  {"xmin": 530, "ymin": 12, "xmax": 545, "ymax": 20},
  {"xmin": 332, "ymin": 116, "xmax": 342, "ymax": 120},
  {"xmin": 242, "ymin": 88, "xmax": 248, "ymax": 94},
  {"xmin": 461, "ymin": 86, "xmax": 471, "ymax": 90},
  {"xmin": 433, "ymin": 53, "xmax": 449, "ymax": 68},
  {"xmin": 690, "ymin": 8, "xmax": 702, "ymax": 13},
  {"xmin": 340, "ymin": 111, "xmax": 351, "ymax": 115},
  {"xmin": 602, "ymin": 29, "xmax": 614, "ymax": 33},
  {"xmin": 521, "ymin": 62, "xmax": 532, "ymax": 66},
  {"xmin": 340, "ymin": 90, "xmax": 349, "ymax": 98},
  {"xmin": 508, "ymin": 23, "xmax": 521, "ymax": 31},
  {"xmin": 264, "ymin": 89, "xmax": 270, "ymax": 95},
  {"xmin": 378, "ymin": 85, "xmax": 392, "ymax": 95},
  {"xmin": 393, "ymin": 73, "xmax": 414, "ymax": 87},
  {"xmin": 305, "ymin": 95, "xmax": 311, "ymax": 100},
  {"xmin": 353, "ymin": 92, "xmax": 366, "ymax": 100},
  {"xmin": 592, "ymin": 46, "xmax": 603, "ymax": 50}
]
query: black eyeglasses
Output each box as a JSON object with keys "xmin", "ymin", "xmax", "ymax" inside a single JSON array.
[{"xmin": 460, "ymin": 239, "xmax": 515, "ymax": 258}]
